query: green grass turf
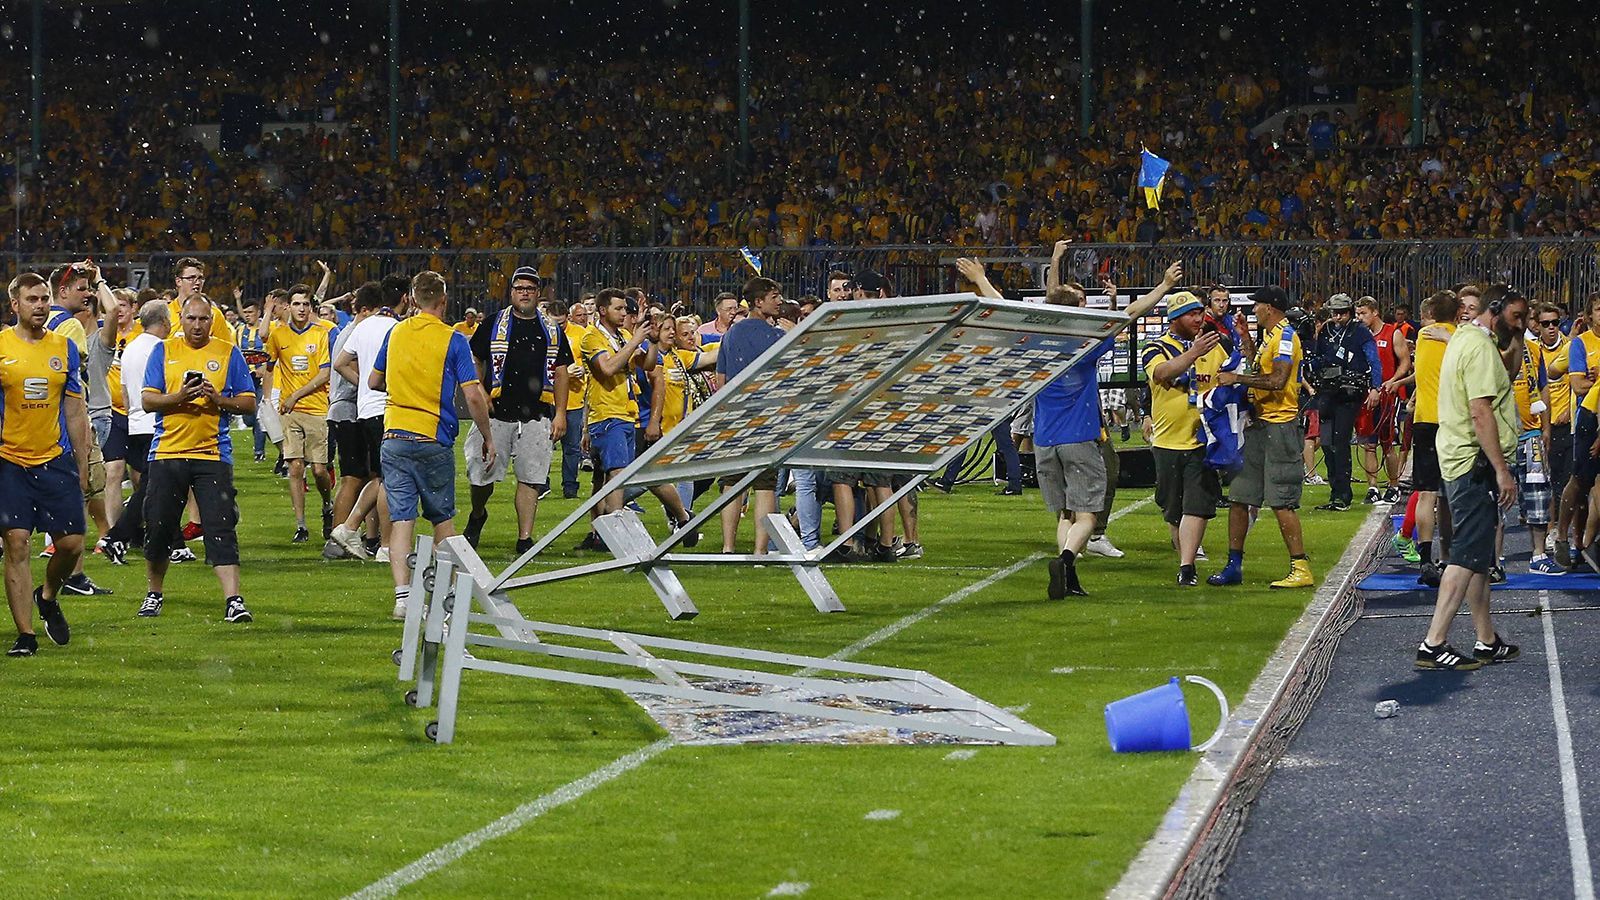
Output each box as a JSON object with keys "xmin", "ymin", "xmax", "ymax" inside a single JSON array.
[{"xmin": 1, "ymin": 451, "xmax": 1368, "ymax": 897}]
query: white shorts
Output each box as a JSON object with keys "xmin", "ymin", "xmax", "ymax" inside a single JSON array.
[{"xmin": 465, "ymin": 418, "xmax": 553, "ymax": 487}]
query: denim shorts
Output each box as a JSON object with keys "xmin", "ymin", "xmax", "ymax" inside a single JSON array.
[
  {"xmin": 588, "ymin": 419, "xmax": 636, "ymax": 473},
  {"xmin": 380, "ymin": 438, "xmax": 456, "ymax": 525}
]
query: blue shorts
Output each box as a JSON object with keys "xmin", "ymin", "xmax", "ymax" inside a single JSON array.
[
  {"xmin": 588, "ymin": 419, "xmax": 636, "ymax": 473},
  {"xmin": 0, "ymin": 454, "xmax": 86, "ymax": 535},
  {"xmin": 104, "ymin": 412, "xmax": 130, "ymax": 462},
  {"xmin": 380, "ymin": 438, "xmax": 456, "ymax": 525}
]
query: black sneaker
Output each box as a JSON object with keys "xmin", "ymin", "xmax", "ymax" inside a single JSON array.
[
  {"xmin": 1178, "ymin": 567, "xmax": 1199, "ymax": 587},
  {"xmin": 137, "ymin": 592, "xmax": 163, "ymax": 617},
  {"xmin": 1582, "ymin": 544, "xmax": 1600, "ymax": 576},
  {"xmin": 574, "ymin": 532, "xmax": 604, "ymax": 552},
  {"xmin": 273, "ymin": 456, "xmax": 288, "ymax": 477},
  {"xmin": 292, "ymin": 525, "xmax": 310, "ymax": 544},
  {"xmin": 668, "ymin": 518, "xmax": 701, "ymax": 549},
  {"xmin": 930, "ymin": 481, "xmax": 953, "ymax": 494},
  {"xmin": 362, "ymin": 536, "xmax": 383, "ymax": 557},
  {"xmin": 321, "ymin": 501, "xmax": 334, "ymax": 540},
  {"xmin": 1048, "ymin": 556, "xmax": 1067, "ymax": 600},
  {"xmin": 1382, "ymin": 486, "xmax": 1401, "ymax": 503},
  {"xmin": 898, "ymin": 541, "xmax": 924, "ymax": 560},
  {"xmin": 254, "ymin": 450, "xmax": 266, "ymax": 463},
  {"xmin": 871, "ymin": 543, "xmax": 899, "ymax": 563},
  {"xmin": 7, "ymin": 633, "xmax": 38, "ymax": 657},
  {"xmin": 462, "ymin": 511, "xmax": 489, "ymax": 549},
  {"xmin": 514, "ymin": 537, "xmax": 534, "ymax": 556},
  {"xmin": 1418, "ymin": 561, "xmax": 1443, "ymax": 587},
  {"xmin": 1489, "ymin": 564, "xmax": 1506, "ymax": 585},
  {"xmin": 35, "ymin": 588, "xmax": 69, "ymax": 646},
  {"xmin": 1415, "ymin": 641, "xmax": 1484, "ymax": 671},
  {"xmin": 1473, "ymin": 635, "xmax": 1521, "ymax": 664},
  {"xmin": 102, "ymin": 538, "xmax": 128, "ymax": 566},
  {"xmin": 1364, "ymin": 487, "xmax": 1381, "ymax": 504},
  {"xmin": 1315, "ymin": 500, "xmax": 1351, "ymax": 512},
  {"xmin": 996, "ymin": 487, "xmax": 1023, "ymax": 496},
  {"xmin": 224, "ymin": 596, "xmax": 253, "ymax": 623},
  {"xmin": 61, "ymin": 572, "xmax": 112, "ymax": 596}
]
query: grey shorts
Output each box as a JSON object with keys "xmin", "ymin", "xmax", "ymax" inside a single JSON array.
[
  {"xmin": 465, "ymin": 418, "xmax": 553, "ymax": 487},
  {"xmin": 1037, "ymin": 441, "xmax": 1106, "ymax": 514},
  {"xmin": 1443, "ymin": 459, "xmax": 1498, "ymax": 575},
  {"xmin": 1230, "ymin": 420, "xmax": 1305, "ymax": 510}
]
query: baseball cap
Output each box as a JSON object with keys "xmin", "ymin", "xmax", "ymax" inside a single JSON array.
[
  {"xmin": 1326, "ymin": 293, "xmax": 1354, "ymax": 312},
  {"xmin": 854, "ymin": 270, "xmax": 890, "ymax": 295},
  {"xmin": 1165, "ymin": 292, "xmax": 1203, "ymax": 321},
  {"xmin": 511, "ymin": 266, "xmax": 542, "ymax": 285},
  {"xmin": 1249, "ymin": 285, "xmax": 1291, "ymax": 312}
]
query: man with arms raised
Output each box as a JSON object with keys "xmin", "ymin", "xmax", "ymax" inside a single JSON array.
[
  {"xmin": 139, "ymin": 297, "xmax": 258, "ymax": 623},
  {"xmin": 1415, "ymin": 284, "xmax": 1523, "ymax": 670},
  {"xmin": 1, "ymin": 274, "xmax": 90, "ymax": 656},
  {"xmin": 370, "ymin": 272, "xmax": 496, "ymax": 619}
]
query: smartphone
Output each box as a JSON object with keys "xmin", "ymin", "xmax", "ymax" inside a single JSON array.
[{"xmin": 184, "ymin": 370, "xmax": 204, "ymax": 387}]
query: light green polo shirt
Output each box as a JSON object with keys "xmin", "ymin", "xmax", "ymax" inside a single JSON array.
[{"xmin": 1436, "ymin": 324, "xmax": 1517, "ymax": 482}]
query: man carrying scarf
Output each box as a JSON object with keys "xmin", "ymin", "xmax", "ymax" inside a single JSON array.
[{"xmin": 461, "ymin": 266, "xmax": 571, "ymax": 554}]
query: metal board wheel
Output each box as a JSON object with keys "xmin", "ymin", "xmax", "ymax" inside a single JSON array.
[
  {"xmin": 405, "ymin": 690, "xmax": 419, "ymax": 707},
  {"xmin": 425, "ymin": 721, "xmax": 439, "ymax": 741},
  {"xmin": 391, "ymin": 648, "xmax": 403, "ymax": 665}
]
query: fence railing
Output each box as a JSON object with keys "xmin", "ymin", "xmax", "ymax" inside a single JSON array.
[{"xmin": 9, "ymin": 240, "xmax": 1600, "ymax": 321}]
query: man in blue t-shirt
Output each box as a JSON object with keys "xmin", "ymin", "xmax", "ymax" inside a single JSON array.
[
  {"xmin": 1032, "ymin": 261, "xmax": 1182, "ymax": 598},
  {"xmin": 713, "ymin": 276, "xmax": 786, "ymax": 554}
]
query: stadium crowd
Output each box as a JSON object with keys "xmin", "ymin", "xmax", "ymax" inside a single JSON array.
[{"xmin": 4, "ymin": 17, "xmax": 1600, "ymax": 254}]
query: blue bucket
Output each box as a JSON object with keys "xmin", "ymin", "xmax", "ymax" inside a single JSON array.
[
  {"xmin": 1105, "ymin": 675, "xmax": 1230, "ymax": 753},
  {"xmin": 1390, "ymin": 513, "xmax": 1404, "ymax": 535}
]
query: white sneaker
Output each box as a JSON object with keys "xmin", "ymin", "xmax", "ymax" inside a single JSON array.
[
  {"xmin": 375, "ymin": 546, "xmax": 391, "ymax": 564},
  {"xmin": 330, "ymin": 524, "xmax": 370, "ymax": 560},
  {"xmin": 1084, "ymin": 535, "xmax": 1125, "ymax": 558},
  {"xmin": 170, "ymin": 547, "xmax": 197, "ymax": 563},
  {"xmin": 1196, "ymin": 545, "xmax": 1208, "ymax": 561},
  {"xmin": 392, "ymin": 600, "xmax": 407, "ymax": 620},
  {"xmin": 1547, "ymin": 533, "xmax": 1558, "ymax": 553}
]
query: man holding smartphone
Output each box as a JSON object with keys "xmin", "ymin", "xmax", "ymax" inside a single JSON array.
[{"xmin": 139, "ymin": 296, "xmax": 258, "ymax": 623}]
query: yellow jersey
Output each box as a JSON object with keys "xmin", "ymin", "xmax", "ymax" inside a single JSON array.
[
  {"xmin": 105, "ymin": 327, "xmax": 136, "ymax": 415},
  {"xmin": 144, "ymin": 336, "xmax": 256, "ymax": 463},
  {"xmin": 264, "ymin": 320, "xmax": 333, "ymax": 416},
  {"xmin": 656, "ymin": 348, "xmax": 704, "ymax": 433},
  {"xmin": 372, "ymin": 312, "xmax": 479, "ymax": 444},
  {"xmin": 45, "ymin": 306, "xmax": 88, "ymax": 353},
  {"xmin": 0, "ymin": 329, "xmax": 81, "ymax": 467},
  {"xmin": 579, "ymin": 324, "xmax": 639, "ymax": 424},
  {"xmin": 1512, "ymin": 339, "xmax": 1545, "ymax": 433},
  {"xmin": 1411, "ymin": 323, "xmax": 1455, "ymax": 425},
  {"xmin": 1250, "ymin": 320, "xmax": 1302, "ymax": 424},
  {"xmin": 563, "ymin": 323, "xmax": 589, "ymax": 412},
  {"xmin": 1141, "ymin": 333, "xmax": 1228, "ymax": 451},
  {"xmin": 1541, "ymin": 335, "xmax": 1572, "ymax": 425}
]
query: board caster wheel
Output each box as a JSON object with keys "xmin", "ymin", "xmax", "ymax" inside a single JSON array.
[
  {"xmin": 405, "ymin": 690, "xmax": 419, "ymax": 707},
  {"xmin": 425, "ymin": 721, "xmax": 439, "ymax": 741},
  {"xmin": 392, "ymin": 648, "xmax": 403, "ymax": 665}
]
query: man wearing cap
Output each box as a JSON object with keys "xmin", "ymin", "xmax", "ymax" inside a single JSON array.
[
  {"xmin": 461, "ymin": 267, "xmax": 571, "ymax": 554},
  {"xmin": 454, "ymin": 308, "xmax": 481, "ymax": 338},
  {"xmin": 1142, "ymin": 292, "xmax": 1231, "ymax": 586},
  {"xmin": 1209, "ymin": 286, "xmax": 1314, "ymax": 589},
  {"xmin": 1309, "ymin": 292, "xmax": 1382, "ymax": 511}
]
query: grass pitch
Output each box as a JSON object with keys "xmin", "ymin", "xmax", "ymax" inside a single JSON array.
[{"xmin": 2, "ymin": 453, "xmax": 1366, "ymax": 897}]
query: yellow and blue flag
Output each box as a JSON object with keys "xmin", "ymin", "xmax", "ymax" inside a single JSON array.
[
  {"xmin": 1138, "ymin": 148, "xmax": 1171, "ymax": 210},
  {"xmin": 738, "ymin": 246, "xmax": 763, "ymax": 275}
]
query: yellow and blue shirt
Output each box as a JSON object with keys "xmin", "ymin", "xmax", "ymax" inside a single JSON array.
[
  {"xmin": 579, "ymin": 325, "xmax": 639, "ymax": 424},
  {"xmin": 143, "ymin": 336, "xmax": 256, "ymax": 463},
  {"xmin": 372, "ymin": 312, "xmax": 479, "ymax": 445},
  {"xmin": 0, "ymin": 329, "xmax": 82, "ymax": 467},
  {"xmin": 264, "ymin": 320, "xmax": 333, "ymax": 416},
  {"xmin": 1251, "ymin": 321, "xmax": 1302, "ymax": 424},
  {"xmin": 1141, "ymin": 332, "xmax": 1230, "ymax": 451},
  {"xmin": 168, "ymin": 297, "xmax": 235, "ymax": 343}
]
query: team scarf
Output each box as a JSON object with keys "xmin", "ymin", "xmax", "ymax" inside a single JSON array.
[{"xmin": 486, "ymin": 306, "xmax": 559, "ymax": 401}]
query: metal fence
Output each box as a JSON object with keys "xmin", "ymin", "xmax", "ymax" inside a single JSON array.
[{"xmin": 9, "ymin": 240, "xmax": 1600, "ymax": 321}]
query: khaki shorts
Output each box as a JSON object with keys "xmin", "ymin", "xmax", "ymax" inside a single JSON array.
[
  {"xmin": 465, "ymin": 418, "xmax": 553, "ymax": 487},
  {"xmin": 282, "ymin": 410, "xmax": 330, "ymax": 465},
  {"xmin": 86, "ymin": 438, "xmax": 106, "ymax": 500},
  {"xmin": 1229, "ymin": 419, "xmax": 1305, "ymax": 510}
]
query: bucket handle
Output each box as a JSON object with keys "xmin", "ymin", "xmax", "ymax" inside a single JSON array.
[{"xmin": 1184, "ymin": 675, "xmax": 1230, "ymax": 752}]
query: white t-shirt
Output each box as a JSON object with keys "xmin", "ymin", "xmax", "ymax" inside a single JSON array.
[
  {"xmin": 342, "ymin": 313, "xmax": 397, "ymax": 420},
  {"xmin": 122, "ymin": 332, "xmax": 163, "ymax": 436}
]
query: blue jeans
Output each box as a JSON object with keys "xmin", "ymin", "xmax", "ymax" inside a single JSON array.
[
  {"xmin": 790, "ymin": 468, "xmax": 822, "ymax": 549},
  {"xmin": 940, "ymin": 418, "xmax": 1021, "ymax": 490},
  {"xmin": 380, "ymin": 438, "xmax": 456, "ymax": 524},
  {"xmin": 561, "ymin": 407, "xmax": 584, "ymax": 495}
]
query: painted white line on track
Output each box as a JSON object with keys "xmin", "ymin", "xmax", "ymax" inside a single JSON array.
[
  {"xmin": 344, "ymin": 500, "xmax": 1166, "ymax": 899},
  {"xmin": 1538, "ymin": 590, "xmax": 1596, "ymax": 900},
  {"xmin": 945, "ymin": 749, "xmax": 978, "ymax": 761},
  {"xmin": 863, "ymin": 809, "xmax": 902, "ymax": 821},
  {"xmin": 345, "ymin": 739, "xmax": 674, "ymax": 900}
]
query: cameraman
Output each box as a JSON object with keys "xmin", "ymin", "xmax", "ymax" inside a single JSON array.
[{"xmin": 1309, "ymin": 293, "xmax": 1382, "ymax": 511}]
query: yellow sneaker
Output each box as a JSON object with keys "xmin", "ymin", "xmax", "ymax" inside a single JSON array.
[{"xmin": 1270, "ymin": 559, "xmax": 1314, "ymax": 589}]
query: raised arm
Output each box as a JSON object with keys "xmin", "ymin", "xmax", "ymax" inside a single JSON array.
[
  {"xmin": 312, "ymin": 260, "xmax": 333, "ymax": 302},
  {"xmin": 1048, "ymin": 240, "xmax": 1069, "ymax": 292},
  {"xmin": 954, "ymin": 258, "xmax": 1003, "ymax": 299},
  {"xmin": 1122, "ymin": 261, "xmax": 1184, "ymax": 322}
]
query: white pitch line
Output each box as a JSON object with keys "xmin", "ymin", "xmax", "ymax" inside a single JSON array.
[
  {"xmin": 1538, "ymin": 590, "xmax": 1596, "ymax": 900},
  {"xmin": 766, "ymin": 883, "xmax": 811, "ymax": 897},
  {"xmin": 345, "ymin": 499, "xmax": 1157, "ymax": 899},
  {"xmin": 345, "ymin": 739, "xmax": 673, "ymax": 900},
  {"xmin": 863, "ymin": 809, "xmax": 902, "ymax": 821}
]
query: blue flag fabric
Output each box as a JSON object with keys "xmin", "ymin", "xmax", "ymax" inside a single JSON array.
[
  {"xmin": 1139, "ymin": 149, "xmax": 1171, "ymax": 210},
  {"xmin": 738, "ymin": 246, "xmax": 763, "ymax": 275}
]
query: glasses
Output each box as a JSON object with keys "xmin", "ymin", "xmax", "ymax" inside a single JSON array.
[
  {"xmin": 1540, "ymin": 319, "xmax": 1562, "ymax": 327},
  {"xmin": 177, "ymin": 275, "xmax": 205, "ymax": 283}
]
